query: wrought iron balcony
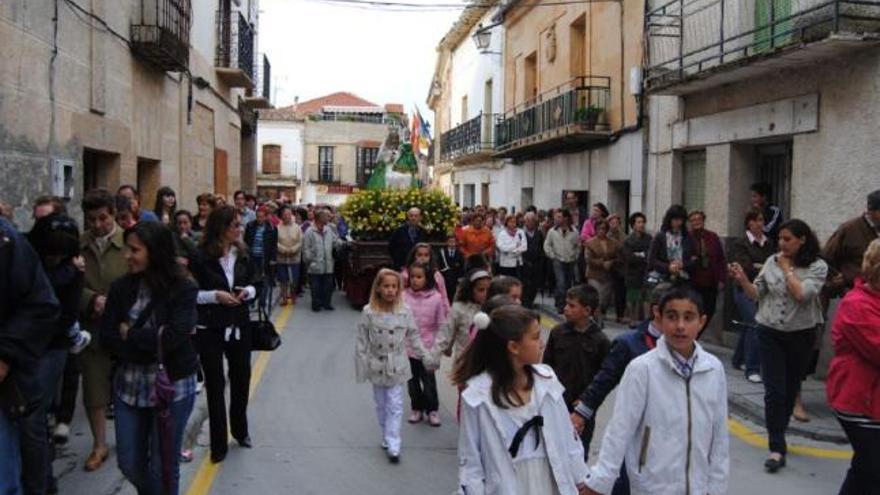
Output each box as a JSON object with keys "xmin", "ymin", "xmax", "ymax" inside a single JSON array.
[
  {"xmin": 130, "ymin": 0, "xmax": 191, "ymax": 72},
  {"xmin": 244, "ymin": 55, "xmax": 272, "ymax": 108},
  {"xmin": 645, "ymin": 0, "xmax": 880, "ymax": 95},
  {"xmin": 494, "ymin": 76, "xmax": 612, "ymax": 159},
  {"xmin": 215, "ymin": 11, "xmax": 255, "ymax": 88},
  {"xmin": 440, "ymin": 113, "xmax": 497, "ymax": 164}
]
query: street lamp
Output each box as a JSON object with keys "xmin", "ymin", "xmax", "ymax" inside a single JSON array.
[{"xmin": 472, "ymin": 22, "xmax": 502, "ymax": 55}]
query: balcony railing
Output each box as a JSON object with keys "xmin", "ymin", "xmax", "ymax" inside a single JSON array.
[
  {"xmin": 130, "ymin": 0, "xmax": 191, "ymax": 72},
  {"xmin": 245, "ymin": 54, "xmax": 272, "ymax": 108},
  {"xmin": 310, "ymin": 113, "xmax": 393, "ymax": 124},
  {"xmin": 645, "ymin": 0, "xmax": 880, "ymax": 93},
  {"xmin": 440, "ymin": 113, "xmax": 496, "ymax": 163},
  {"xmin": 215, "ymin": 11, "xmax": 255, "ymax": 88},
  {"xmin": 494, "ymin": 76, "xmax": 611, "ymax": 158}
]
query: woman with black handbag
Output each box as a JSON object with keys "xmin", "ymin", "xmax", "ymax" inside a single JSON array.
[
  {"xmin": 101, "ymin": 221, "xmax": 199, "ymax": 495},
  {"xmin": 190, "ymin": 205, "xmax": 257, "ymax": 463}
]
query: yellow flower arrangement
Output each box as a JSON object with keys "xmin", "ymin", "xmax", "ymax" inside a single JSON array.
[{"xmin": 340, "ymin": 187, "xmax": 457, "ymax": 240}]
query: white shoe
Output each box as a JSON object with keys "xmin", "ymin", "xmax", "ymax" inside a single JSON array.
[
  {"xmin": 747, "ymin": 373, "xmax": 762, "ymax": 384},
  {"xmin": 70, "ymin": 330, "xmax": 92, "ymax": 354},
  {"xmin": 53, "ymin": 423, "xmax": 70, "ymax": 444},
  {"xmin": 195, "ymin": 381, "xmax": 204, "ymax": 394}
]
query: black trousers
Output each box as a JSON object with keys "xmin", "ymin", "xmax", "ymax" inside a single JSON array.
[
  {"xmin": 407, "ymin": 358, "xmax": 439, "ymax": 412},
  {"xmin": 309, "ymin": 273, "xmax": 335, "ymax": 310},
  {"xmin": 521, "ymin": 261, "xmax": 541, "ymax": 309},
  {"xmin": 837, "ymin": 417, "xmax": 880, "ymax": 495},
  {"xmin": 52, "ymin": 354, "xmax": 80, "ymax": 425},
  {"xmin": 611, "ymin": 272, "xmax": 626, "ymax": 319},
  {"xmin": 758, "ymin": 325, "xmax": 816, "ymax": 455},
  {"xmin": 694, "ymin": 286, "xmax": 718, "ymax": 337},
  {"xmin": 496, "ymin": 266, "xmax": 521, "ymax": 278},
  {"xmin": 196, "ymin": 327, "xmax": 252, "ymax": 456}
]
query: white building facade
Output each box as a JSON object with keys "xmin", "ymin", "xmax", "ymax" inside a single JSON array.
[
  {"xmin": 429, "ymin": 3, "xmax": 522, "ymax": 210},
  {"xmin": 256, "ymin": 109, "xmax": 304, "ymax": 202}
]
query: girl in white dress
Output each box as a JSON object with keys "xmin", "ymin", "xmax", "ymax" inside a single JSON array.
[{"xmin": 452, "ymin": 305, "xmax": 590, "ymax": 495}]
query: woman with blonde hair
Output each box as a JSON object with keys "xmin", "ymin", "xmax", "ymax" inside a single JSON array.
[{"xmin": 355, "ymin": 269, "xmax": 437, "ymax": 463}]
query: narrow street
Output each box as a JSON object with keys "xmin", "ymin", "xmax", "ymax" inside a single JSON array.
[{"xmin": 50, "ymin": 291, "xmax": 852, "ymax": 495}]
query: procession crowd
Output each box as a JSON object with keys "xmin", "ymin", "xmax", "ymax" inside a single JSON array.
[{"xmin": 0, "ymin": 182, "xmax": 878, "ymax": 495}]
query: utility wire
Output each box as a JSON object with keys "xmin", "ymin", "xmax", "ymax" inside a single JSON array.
[{"xmin": 300, "ymin": 0, "xmax": 622, "ymax": 11}]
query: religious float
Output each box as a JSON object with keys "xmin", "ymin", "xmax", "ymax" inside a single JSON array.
[{"xmin": 338, "ymin": 123, "xmax": 456, "ymax": 307}]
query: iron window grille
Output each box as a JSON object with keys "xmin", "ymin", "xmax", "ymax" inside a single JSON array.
[
  {"xmin": 494, "ymin": 76, "xmax": 611, "ymax": 152},
  {"xmin": 318, "ymin": 147, "xmax": 335, "ymax": 183},
  {"xmin": 215, "ymin": 10, "xmax": 255, "ymax": 80},
  {"xmin": 645, "ymin": 0, "xmax": 880, "ymax": 90},
  {"xmin": 130, "ymin": 0, "xmax": 192, "ymax": 71},
  {"xmin": 440, "ymin": 112, "xmax": 497, "ymax": 162}
]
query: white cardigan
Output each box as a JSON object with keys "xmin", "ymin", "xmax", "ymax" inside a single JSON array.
[
  {"xmin": 495, "ymin": 228, "xmax": 527, "ymax": 268},
  {"xmin": 457, "ymin": 364, "xmax": 589, "ymax": 495},
  {"xmin": 586, "ymin": 338, "xmax": 729, "ymax": 495}
]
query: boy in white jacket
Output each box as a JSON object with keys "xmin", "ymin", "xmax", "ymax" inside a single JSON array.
[{"xmin": 583, "ymin": 288, "xmax": 729, "ymax": 495}]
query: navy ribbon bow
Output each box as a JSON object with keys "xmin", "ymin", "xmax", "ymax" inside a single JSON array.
[{"xmin": 508, "ymin": 415, "xmax": 544, "ymax": 458}]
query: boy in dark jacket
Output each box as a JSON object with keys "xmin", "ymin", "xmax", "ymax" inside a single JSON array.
[{"xmin": 543, "ymin": 284, "xmax": 610, "ymax": 461}]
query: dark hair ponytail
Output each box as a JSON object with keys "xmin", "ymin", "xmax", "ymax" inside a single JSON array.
[{"xmin": 451, "ymin": 305, "xmax": 539, "ymax": 408}]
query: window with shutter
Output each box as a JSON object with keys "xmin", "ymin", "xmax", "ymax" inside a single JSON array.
[
  {"xmin": 262, "ymin": 145, "xmax": 281, "ymax": 174},
  {"xmin": 682, "ymin": 150, "xmax": 706, "ymax": 213},
  {"xmin": 319, "ymin": 146, "xmax": 335, "ymax": 183}
]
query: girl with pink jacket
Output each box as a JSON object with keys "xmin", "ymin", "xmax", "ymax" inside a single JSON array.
[{"xmin": 402, "ymin": 262, "xmax": 450, "ymax": 427}]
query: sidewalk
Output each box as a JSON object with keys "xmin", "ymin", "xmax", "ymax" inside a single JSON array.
[{"xmin": 532, "ymin": 294, "xmax": 848, "ymax": 444}]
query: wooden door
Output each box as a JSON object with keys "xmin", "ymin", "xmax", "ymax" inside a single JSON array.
[{"xmin": 214, "ymin": 148, "xmax": 228, "ymax": 196}]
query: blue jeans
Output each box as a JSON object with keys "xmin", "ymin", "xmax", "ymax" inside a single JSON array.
[
  {"xmin": 309, "ymin": 273, "xmax": 335, "ymax": 309},
  {"xmin": 20, "ymin": 349, "xmax": 67, "ymax": 495},
  {"xmin": 114, "ymin": 392, "xmax": 195, "ymax": 495},
  {"xmin": 0, "ymin": 408, "xmax": 22, "ymax": 495},
  {"xmin": 552, "ymin": 260, "xmax": 575, "ymax": 311},
  {"xmin": 731, "ymin": 289, "xmax": 762, "ymax": 375},
  {"xmin": 276, "ymin": 263, "xmax": 300, "ymax": 287}
]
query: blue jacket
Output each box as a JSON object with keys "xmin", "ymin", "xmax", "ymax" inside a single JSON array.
[
  {"xmin": 575, "ymin": 319, "xmax": 660, "ymax": 420},
  {"xmin": 0, "ymin": 218, "xmax": 59, "ymax": 407}
]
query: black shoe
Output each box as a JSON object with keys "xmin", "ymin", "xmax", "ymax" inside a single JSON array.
[
  {"xmin": 388, "ymin": 453, "xmax": 400, "ymax": 464},
  {"xmin": 764, "ymin": 454, "xmax": 786, "ymax": 473},
  {"xmin": 211, "ymin": 450, "xmax": 227, "ymax": 463},
  {"xmin": 236, "ymin": 436, "xmax": 253, "ymax": 448},
  {"xmin": 311, "ymin": 306, "xmax": 321, "ymax": 312},
  {"xmin": 323, "ymin": 305, "xmax": 335, "ymax": 311}
]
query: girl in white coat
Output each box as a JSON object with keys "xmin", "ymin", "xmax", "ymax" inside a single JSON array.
[
  {"xmin": 452, "ymin": 305, "xmax": 591, "ymax": 495},
  {"xmin": 355, "ymin": 268, "xmax": 436, "ymax": 463}
]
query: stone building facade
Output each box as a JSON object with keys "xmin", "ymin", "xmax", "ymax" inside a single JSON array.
[
  {"xmin": 0, "ymin": 0, "xmax": 269, "ymax": 227},
  {"xmin": 642, "ymin": 0, "xmax": 880, "ymax": 351}
]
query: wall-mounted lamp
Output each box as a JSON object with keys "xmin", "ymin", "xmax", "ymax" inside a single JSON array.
[{"xmin": 472, "ymin": 22, "xmax": 502, "ymax": 55}]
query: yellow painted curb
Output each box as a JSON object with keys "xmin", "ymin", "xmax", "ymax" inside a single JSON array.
[
  {"xmin": 185, "ymin": 304, "xmax": 295, "ymax": 495},
  {"xmin": 727, "ymin": 417, "xmax": 852, "ymax": 460}
]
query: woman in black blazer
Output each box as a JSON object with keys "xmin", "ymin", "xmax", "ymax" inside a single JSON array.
[
  {"xmin": 646, "ymin": 204, "xmax": 695, "ymax": 286},
  {"xmin": 190, "ymin": 205, "xmax": 257, "ymax": 463},
  {"xmin": 101, "ymin": 221, "xmax": 199, "ymax": 495}
]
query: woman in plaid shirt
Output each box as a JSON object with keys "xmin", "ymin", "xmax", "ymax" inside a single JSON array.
[{"xmin": 101, "ymin": 221, "xmax": 199, "ymax": 495}]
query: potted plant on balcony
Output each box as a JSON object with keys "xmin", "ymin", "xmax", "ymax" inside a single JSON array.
[{"xmin": 576, "ymin": 104, "xmax": 604, "ymax": 130}]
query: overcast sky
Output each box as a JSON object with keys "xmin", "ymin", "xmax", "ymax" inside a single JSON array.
[{"xmin": 259, "ymin": 0, "xmax": 462, "ymax": 119}]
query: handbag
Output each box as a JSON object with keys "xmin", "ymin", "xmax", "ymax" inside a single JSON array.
[
  {"xmin": 250, "ymin": 304, "xmax": 281, "ymax": 351},
  {"xmin": 151, "ymin": 324, "xmax": 176, "ymax": 495},
  {"xmin": 0, "ymin": 378, "xmax": 28, "ymax": 419}
]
